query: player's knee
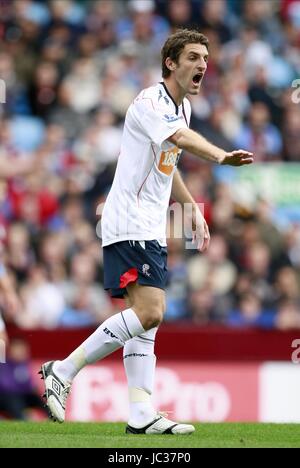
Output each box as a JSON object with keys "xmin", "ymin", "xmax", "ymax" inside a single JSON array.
[
  {"xmin": 151, "ymin": 308, "xmax": 164, "ymax": 327},
  {"xmin": 144, "ymin": 312, "xmax": 163, "ymax": 329},
  {"xmin": 138, "ymin": 303, "xmax": 164, "ymax": 330}
]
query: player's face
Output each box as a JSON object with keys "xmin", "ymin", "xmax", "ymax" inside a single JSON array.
[{"xmin": 172, "ymin": 43, "xmax": 208, "ymax": 95}]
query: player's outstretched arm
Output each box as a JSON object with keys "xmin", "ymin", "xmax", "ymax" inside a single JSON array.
[{"xmin": 169, "ymin": 127, "xmax": 253, "ymax": 166}]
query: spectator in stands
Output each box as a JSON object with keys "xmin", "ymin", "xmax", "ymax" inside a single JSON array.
[
  {"xmin": 197, "ymin": 0, "xmax": 233, "ymax": 44},
  {"xmin": 273, "ymin": 267, "xmax": 300, "ymax": 306},
  {"xmin": 235, "ymin": 102, "xmax": 283, "ymax": 161},
  {"xmin": 162, "ymin": 0, "xmax": 194, "ymax": 32},
  {"xmin": 275, "ymin": 300, "xmax": 300, "ymax": 331},
  {"xmin": 6, "ymin": 223, "xmax": 35, "ymax": 283},
  {"xmin": 227, "ymin": 291, "xmax": 275, "ymax": 328},
  {"xmin": 18, "ymin": 264, "xmax": 65, "ymax": 329},
  {"xmin": 243, "ymin": 240, "xmax": 275, "ymax": 308},
  {"xmin": 188, "ymin": 285, "xmax": 215, "ymax": 325},
  {"xmin": 0, "ymin": 338, "xmax": 47, "ymax": 420},
  {"xmin": 58, "ymin": 251, "xmax": 113, "ymax": 327},
  {"xmin": 282, "ymin": 107, "xmax": 300, "ymax": 161},
  {"xmin": 165, "ymin": 236, "xmax": 188, "ymax": 321},
  {"xmin": 28, "ymin": 61, "xmax": 60, "ymax": 119},
  {"xmin": 187, "ymin": 234, "xmax": 237, "ymax": 296}
]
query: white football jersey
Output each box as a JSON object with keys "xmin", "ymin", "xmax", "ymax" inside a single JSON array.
[{"xmin": 101, "ymin": 82, "xmax": 191, "ymax": 247}]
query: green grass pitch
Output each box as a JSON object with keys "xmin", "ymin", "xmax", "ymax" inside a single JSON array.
[{"xmin": 0, "ymin": 422, "xmax": 300, "ymax": 448}]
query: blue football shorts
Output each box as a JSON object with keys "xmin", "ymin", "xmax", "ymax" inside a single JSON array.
[{"xmin": 103, "ymin": 240, "xmax": 168, "ymax": 298}]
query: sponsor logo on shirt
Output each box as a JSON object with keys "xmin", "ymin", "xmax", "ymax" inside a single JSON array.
[{"xmin": 158, "ymin": 146, "xmax": 180, "ymax": 176}]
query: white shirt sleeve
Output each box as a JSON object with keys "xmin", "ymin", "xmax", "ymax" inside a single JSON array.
[{"xmin": 132, "ymin": 99, "xmax": 186, "ymax": 148}]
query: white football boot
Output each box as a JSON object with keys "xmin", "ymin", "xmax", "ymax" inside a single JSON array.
[
  {"xmin": 126, "ymin": 413, "xmax": 195, "ymax": 435},
  {"xmin": 39, "ymin": 360, "xmax": 71, "ymax": 423}
]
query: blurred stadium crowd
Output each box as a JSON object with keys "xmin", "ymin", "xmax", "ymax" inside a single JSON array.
[{"xmin": 0, "ymin": 0, "xmax": 300, "ymax": 330}]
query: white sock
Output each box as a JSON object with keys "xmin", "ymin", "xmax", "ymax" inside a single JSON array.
[
  {"xmin": 123, "ymin": 327, "xmax": 158, "ymax": 426},
  {"xmin": 53, "ymin": 308, "xmax": 144, "ymax": 382}
]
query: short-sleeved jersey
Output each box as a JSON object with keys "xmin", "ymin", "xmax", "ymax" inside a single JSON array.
[{"xmin": 101, "ymin": 82, "xmax": 191, "ymax": 247}]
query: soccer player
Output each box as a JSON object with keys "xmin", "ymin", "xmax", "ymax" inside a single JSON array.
[{"xmin": 40, "ymin": 29, "xmax": 253, "ymax": 434}]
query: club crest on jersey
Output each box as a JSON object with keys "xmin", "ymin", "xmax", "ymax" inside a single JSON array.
[{"xmin": 142, "ymin": 264, "xmax": 151, "ymax": 277}]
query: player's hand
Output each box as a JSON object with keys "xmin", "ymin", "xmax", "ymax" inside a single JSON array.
[
  {"xmin": 191, "ymin": 205, "xmax": 210, "ymax": 252},
  {"xmin": 220, "ymin": 150, "xmax": 254, "ymax": 166}
]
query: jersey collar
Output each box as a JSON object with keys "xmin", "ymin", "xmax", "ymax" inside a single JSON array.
[
  {"xmin": 160, "ymin": 81, "xmax": 179, "ymax": 115},
  {"xmin": 159, "ymin": 82, "xmax": 188, "ymax": 125}
]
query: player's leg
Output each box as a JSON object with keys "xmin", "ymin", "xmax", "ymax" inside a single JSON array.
[
  {"xmin": 50, "ymin": 285, "xmax": 163, "ymax": 383},
  {"xmin": 43, "ymin": 239, "xmax": 165, "ymax": 388},
  {"xmin": 39, "ymin": 300, "xmax": 161, "ymax": 422},
  {"xmin": 123, "ymin": 287, "xmax": 159, "ymax": 427},
  {"xmin": 40, "ymin": 241, "xmax": 165, "ymax": 422},
  {"xmin": 123, "ymin": 283, "xmax": 194, "ymax": 434}
]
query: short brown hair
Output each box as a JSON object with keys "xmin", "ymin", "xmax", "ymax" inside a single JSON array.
[{"xmin": 161, "ymin": 29, "xmax": 209, "ymax": 78}]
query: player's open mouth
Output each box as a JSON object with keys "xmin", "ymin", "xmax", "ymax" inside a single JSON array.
[{"xmin": 192, "ymin": 73, "xmax": 203, "ymax": 85}]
